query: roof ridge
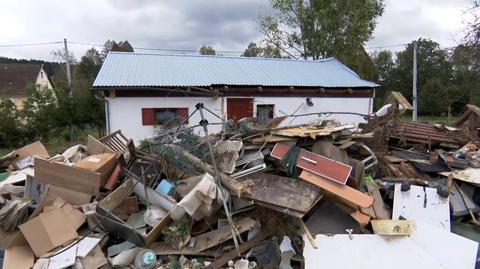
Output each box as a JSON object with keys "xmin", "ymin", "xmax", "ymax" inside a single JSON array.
[{"xmin": 107, "ymin": 51, "xmax": 336, "ymax": 63}]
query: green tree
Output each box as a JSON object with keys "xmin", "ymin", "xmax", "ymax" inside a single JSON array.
[
  {"xmin": 21, "ymin": 84, "xmax": 58, "ymax": 140},
  {"xmin": 199, "ymin": 45, "xmax": 216, "ymax": 55},
  {"xmin": 73, "ymin": 47, "xmax": 105, "ymax": 136},
  {"xmin": 419, "ymin": 78, "xmax": 449, "ymax": 115},
  {"xmin": 371, "ymin": 50, "xmax": 395, "ymax": 108},
  {"xmin": 242, "ymin": 42, "xmax": 282, "ymax": 58},
  {"xmin": 260, "ymin": 0, "xmax": 384, "ymax": 61},
  {"xmin": 0, "ymin": 97, "xmax": 22, "ymax": 147},
  {"xmin": 450, "ymin": 44, "xmax": 480, "ymax": 110},
  {"xmin": 101, "ymin": 40, "xmax": 134, "ymax": 60},
  {"xmin": 78, "ymin": 48, "xmax": 102, "ymax": 82},
  {"xmin": 389, "ymin": 39, "xmax": 453, "ymax": 108}
]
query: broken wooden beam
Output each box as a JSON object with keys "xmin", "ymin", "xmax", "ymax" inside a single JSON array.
[{"xmin": 299, "ymin": 170, "xmax": 374, "ymax": 209}]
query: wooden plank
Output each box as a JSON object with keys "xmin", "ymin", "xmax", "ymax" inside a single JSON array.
[
  {"xmin": 399, "ymin": 162, "xmax": 422, "ymax": 178},
  {"xmin": 299, "ymin": 170, "xmax": 374, "ymax": 208},
  {"xmin": 298, "ymin": 218, "xmax": 317, "ymax": 249},
  {"xmin": 350, "ymin": 210, "xmax": 370, "ymax": 227},
  {"xmin": 243, "ymin": 173, "xmax": 321, "ymax": 214},
  {"xmin": 440, "ymin": 168, "xmax": 480, "ymax": 185},
  {"xmin": 152, "ymin": 217, "xmax": 259, "ymax": 255},
  {"xmin": 99, "ymin": 178, "xmax": 134, "ymax": 210},
  {"xmin": 371, "ymin": 220, "xmax": 413, "ymax": 235},
  {"xmin": 271, "ymin": 142, "xmax": 352, "ymax": 185},
  {"xmin": 204, "ymin": 231, "xmax": 271, "ymax": 269},
  {"xmin": 34, "ymin": 158, "xmax": 103, "ymax": 195},
  {"xmin": 365, "ymin": 182, "xmax": 391, "ymax": 220},
  {"xmin": 87, "ymin": 135, "xmax": 114, "ymax": 156},
  {"xmin": 251, "ymin": 135, "xmax": 296, "ymax": 144},
  {"xmin": 145, "ymin": 213, "xmax": 172, "ymax": 247}
]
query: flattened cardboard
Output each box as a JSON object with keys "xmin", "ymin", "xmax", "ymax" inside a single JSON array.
[
  {"xmin": 2, "ymin": 245, "xmax": 35, "ymax": 269},
  {"xmin": 19, "ymin": 208, "xmax": 78, "ymax": 257}
]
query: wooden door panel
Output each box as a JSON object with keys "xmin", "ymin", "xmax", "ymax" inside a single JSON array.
[{"xmin": 227, "ymin": 98, "xmax": 253, "ymax": 122}]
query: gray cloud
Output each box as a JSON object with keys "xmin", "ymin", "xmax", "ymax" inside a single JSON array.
[{"xmin": 0, "ymin": 0, "xmax": 473, "ymax": 61}]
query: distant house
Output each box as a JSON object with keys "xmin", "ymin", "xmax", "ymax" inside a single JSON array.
[
  {"xmin": 92, "ymin": 52, "xmax": 379, "ymax": 143},
  {"xmin": 0, "ymin": 63, "xmax": 54, "ymax": 107}
]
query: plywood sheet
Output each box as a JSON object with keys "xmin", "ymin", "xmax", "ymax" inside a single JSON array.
[
  {"xmin": 440, "ymin": 168, "xmax": 480, "ymax": 185},
  {"xmin": 35, "ymin": 158, "xmax": 103, "ymax": 195},
  {"xmin": 243, "ymin": 173, "xmax": 320, "ymax": 214}
]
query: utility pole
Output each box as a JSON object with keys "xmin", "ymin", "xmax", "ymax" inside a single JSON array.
[
  {"xmin": 64, "ymin": 38, "xmax": 76, "ymax": 142},
  {"xmin": 412, "ymin": 41, "xmax": 418, "ymax": 122}
]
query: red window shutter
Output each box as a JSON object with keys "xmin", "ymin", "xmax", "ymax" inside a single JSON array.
[
  {"xmin": 177, "ymin": 108, "xmax": 189, "ymax": 124},
  {"xmin": 142, "ymin": 108, "xmax": 155, "ymax": 125}
]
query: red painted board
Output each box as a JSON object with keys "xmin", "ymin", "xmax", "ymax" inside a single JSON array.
[{"xmin": 271, "ymin": 142, "xmax": 352, "ymax": 185}]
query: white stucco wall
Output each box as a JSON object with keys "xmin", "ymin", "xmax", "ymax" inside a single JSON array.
[
  {"xmin": 107, "ymin": 96, "xmax": 373, "ymax": 144},
  {"xmin": 35, "ymin": 67, "xmax": 53, "ymax": 89},
  {"xmin": 107, "ymin": 97, "xmax": 223, "ymax": 143}
]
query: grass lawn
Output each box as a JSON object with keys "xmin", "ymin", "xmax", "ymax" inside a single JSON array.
[
  {"xmin": 0, "ymin": 127, "xmax": 100, "ymax": 157},
  {"xmin": 400, "ymin": 114, "xmax": 459, "ymax": 125}
]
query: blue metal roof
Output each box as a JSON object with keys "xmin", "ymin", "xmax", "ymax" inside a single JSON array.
[{"xmin": 93, "ymin": 52, "xmax": 379, "ymax": 88}]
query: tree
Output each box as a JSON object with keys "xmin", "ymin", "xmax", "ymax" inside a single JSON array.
[
  {"xmin": 260, "ymin": 0, "xmax": 384, "ymax": 61},
  {"xmin": 372, "ymin": 50, "xmax": 394, "ymax": 83},
  {"xmin": 101, "ymin": 40, "xmax": 134, "ymax": 60},
  {"xmin": 78, "ymin": 48, "xmax": 102, "ymax": 82},
  {"xmin": 390, "ymin": 39, "xmax": 453, "ymax": 102},
  {"xmin": 21, "ymin": 84, "xmax": 58, "ymax": 140},
  {"xmin": 0, "ymin": 97, "xmax": 22, "ymax": 147},
  {"xmin": 73, "ymin": 47, "xmax": 105, "ymax": 136},
  {"xmin": 242, "ymin": 42, "xmax": 282, "ymax": 58},
  {"xmin": 199, "ymin": 45, "xmax": 216, "ymax": 55},
  {"xmin": 419, "ymin": 78, "xmax": 449, "ymax": 115}
]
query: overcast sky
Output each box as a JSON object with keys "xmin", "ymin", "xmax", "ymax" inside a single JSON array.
[{"xmin": 0, "ymin": 0, "xmax": 475, "ymax": 62}]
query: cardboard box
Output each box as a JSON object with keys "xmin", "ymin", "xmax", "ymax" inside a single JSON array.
[
  {"xmin": 19, "ymin": 208, "xmax": 78, "ymax": 256},
  {"xmin": 35, "ymin": 157, "xmax": 111, "ymax": 195},
  {"xmin": 12, "ymin": 141, "xmax": 50, "ymax": 170}
]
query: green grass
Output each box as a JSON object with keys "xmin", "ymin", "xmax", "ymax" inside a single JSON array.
[
  {"xmin": 0, "ymin": 127, "xmax": 99, "ymax": 157},
  {"xmin": 400, "ymin": 114, "xmax": 459, "ymax": 125}
]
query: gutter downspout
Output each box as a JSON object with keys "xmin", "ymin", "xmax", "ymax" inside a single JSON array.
[{"xmin": 94, "ymin": 92, "xmax": 110, "ymax": 134}]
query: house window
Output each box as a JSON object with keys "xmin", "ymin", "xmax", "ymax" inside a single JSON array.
[
  {"xmin": 40, "ymin": 71, "xmax": 43, "ymax": 79},
  {"xmin": 257, "ymin": 104, "xmax": 274, "ymax": 125},
  {"xmin": 142, "ymin": 107, "xmax": 188, "ymax": 126}
]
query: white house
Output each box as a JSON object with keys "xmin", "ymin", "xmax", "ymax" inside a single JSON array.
[
  {"xmin": 92, "ymin": 52, "xmax": 379, "ymax": 143},
  {"xmin": 0, "ymin": 63, "xmax": 54, "ymax": 108}
]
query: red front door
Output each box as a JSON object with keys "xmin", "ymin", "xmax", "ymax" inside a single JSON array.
[{"xmin": 227, "ymin": 98, "xmax": 253, "ymax": 122}]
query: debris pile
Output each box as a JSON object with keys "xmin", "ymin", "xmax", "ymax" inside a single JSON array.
[{"xmin": 1, "ymin": 96, "xmax": 480, "ymax": 269}]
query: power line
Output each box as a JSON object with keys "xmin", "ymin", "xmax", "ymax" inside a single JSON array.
[{"xmin": 0, "ymin": 41, "xmax": 62, "ymax": 47}]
